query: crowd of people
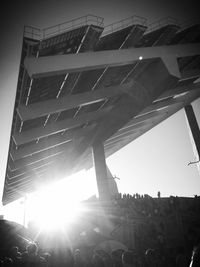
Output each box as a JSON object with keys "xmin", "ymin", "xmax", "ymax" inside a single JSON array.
[
  {"xmin": 1, "ymin": 242, "xmax": 200, "ymax": 266},
  {"xmin": 112, "ymin": 193, "xmax": 200, "ymax": 218},
  {"xmin": 1, "ymin": 193, "xmax": 200, "ymax": 266},
  {"xmin": 0, "ymin": 243, "xmax": 46, "ymax": 267}
]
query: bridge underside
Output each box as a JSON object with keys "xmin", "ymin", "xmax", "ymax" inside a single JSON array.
[{"xmin": 3, "ymin": 15, "xmax": 200, "ymax": 205}]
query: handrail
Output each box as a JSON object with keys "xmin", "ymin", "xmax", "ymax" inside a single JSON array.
[
  {"xmin": 42, "ymin": 14, "xmax": 104, "ymax": 39},
  {"xmin": 145, "ymin": 17, "xmax": 178, "ymax": 34},
  {"xmin": 102, "ymin": 15, "xmax": 147, "ymax": 37},
  {"xmin": 23, "ymin": 26, "xmax": 41, "ymax": 40},
  {"xmin": 24, "ymin": 15, "xmax": 199, "ymax": 42},
  {"xmin": 24, "ymin": 14, "xmax": 104, "ymax": 40},
  {"xmin": 179, "ymin": 18, "xmax": 200, "ymax": 32}
]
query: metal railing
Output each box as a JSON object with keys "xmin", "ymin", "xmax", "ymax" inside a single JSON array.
[
  {"xmin": 23, "ymin": 25, "xmax": 41, "ymax": 40},
  {"xmin": 179, "ymin": 18, "xmax": 200, "ymax": 32},
  {"xmin": 24, "ymin": 14, "xmax": 104, "ymax": 40},
  {"xmin": 24, "ymin": 15, "xmax": 200, "ymax": 41},
  {"xmin": 146, "ymin": 17, "xmax": 178, "ymax": 34},
  {"xmin": 102, "ymin": 15, "xmax": 147, "ymax": 37},
  {"xmin": 42, "ymin": 14, "xmax": 104, "ymax": 39}
]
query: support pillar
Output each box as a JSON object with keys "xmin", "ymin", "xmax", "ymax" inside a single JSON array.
[
  {"xmin": 107, "ymin": 165, "xmax": 119, "ymax": 196},
  {"xmin": 92, "ymin": 142, "xmax": 111, "ymax": 201},
  {"xmin": 185, "ymin": 104, "xmax": 200, "ymax": 160}
]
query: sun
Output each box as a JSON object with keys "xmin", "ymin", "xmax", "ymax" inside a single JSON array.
[
  {"xmin": 3, "ymin": 170, "xmax": 97, "ymax": 229},
  {"xmin": 26, "ymin": 184, "xmax": 81, "ymax": 231},
  {"xmin": 25, "ymin": 170, "xmax": 96, "ymax": 231}
]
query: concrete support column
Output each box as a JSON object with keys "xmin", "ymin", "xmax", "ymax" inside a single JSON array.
[
  {"xmin": 92, "ymin": 142, "xmax": 111, "ymax": 201},
  {"xmin": 185, "ymin": 104, "xmax": 200, "ymax": 159}
]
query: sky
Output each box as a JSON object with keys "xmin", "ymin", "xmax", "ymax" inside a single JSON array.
[{"xmin": 0, "ymin": 0, "xmax": 200, "ymax": 216}]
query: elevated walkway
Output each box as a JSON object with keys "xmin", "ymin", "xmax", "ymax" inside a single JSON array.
[{"xmin": 2, "ymin": 14, "xmax": 200, "ymax": 205}]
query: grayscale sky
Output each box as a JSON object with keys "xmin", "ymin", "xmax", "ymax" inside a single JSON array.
[{"xmin": 0, "ymin": 0, "xmax": 200, "ymax": 211}]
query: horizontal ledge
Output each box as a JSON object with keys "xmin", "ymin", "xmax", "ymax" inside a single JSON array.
[
  {"xmin": 9, "ymin": 149, "xmax": 65, "ymax": 171},
  {"xmin": 24, "ymin": 43, "xmax": 200, "ymax": 78},
  {"xmin": 122, "ymin": 88, "xmax": 200, "ymax": 131},
  {"xmin": 17, "ymin": 81, "xmax": 133, "ymax": 121},
  {"xmin": 13, "ymin": 106, "xmax": 111, "ymax": 146},
  {"xmin": 11, "ymin": 126, "xmax": 93, "ymax": 160},
  {"xmin": 155, "ymin": 82, "xmax": 200, "ymax": 101},
  {"xmin": 104, "ymin": 89, "xmax": 200, "ymax": 156}
]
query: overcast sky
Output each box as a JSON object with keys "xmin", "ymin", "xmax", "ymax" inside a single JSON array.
[{"xmin": 0, "ymin": 0, "xmax": 200, "ymax": 211}]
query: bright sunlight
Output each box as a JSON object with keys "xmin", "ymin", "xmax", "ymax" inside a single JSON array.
[{"xmin": 3, "ymin": 170, "xmax": 97, "ymax": 230}]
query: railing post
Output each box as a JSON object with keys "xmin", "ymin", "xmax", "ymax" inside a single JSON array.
[{"xmin": 185, "ymin": 104, "xmax": 200, "ymax": 162}]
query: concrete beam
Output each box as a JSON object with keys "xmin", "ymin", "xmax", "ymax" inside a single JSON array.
[
  {"xmin": 11, "ymin": 126, "xmax": 93, "ymax": 160},
  {"xmin": 104, "ymin": 88, "xmax": 200, "ymax": 161},
  {"xmin": 7, "ymin": 161, "xmax": 53, "ymax": 180},
  {"xmin": 181, "ymin": 69, "xmax": 200, "ymax": 81},
  {"xmin": 9, "ymin": 147, "xmax": 65, "ymax": 171},
  {"xmin": 141, "ymin": 86, "xmax": 199, "ymax": 114},
  {"xmin": 13, "ymin": 106, "xmax": 111, "ymax": 145},
  {"xmin": 125, "ymin": 83, "xmax": 200, "ymax": 125},
  {"xmin": 92, "ymin": 142, "xmax": 111, "ymax": 201},
  {"xmin": 11, "ymin": 137, "xmax": 70, "ymax": 162},
  {"xmin": 185, "ymin": 104, "xmax": 200, "ymax": 158},
  {"xmin": 121, "ymin": 87, "xmax": 200, "ymax": 135},
  {"xmin": 105, "ymin": 122, "xmax": 153, "ymax": 146},
  {"xmin": 108, "ymin": 84, "xmax": 200, "ymax": 143},
  {"xmin": 161, "ymin": 55, "xmax": 180, "ymax": 78},
  {"xmin": 17, "ymin": 81, "xmax": 133, "ymax": 121},
  {"xmin": 24, "ymin": 43, "xmax": 200, "ymax": 78},
  {"xmin": 195, "ymin": 77, "xmax": 200, "ymax": 83},
  {"xmin": 155, "ymin": 82, "xmax": 200, "ymax": 101}
]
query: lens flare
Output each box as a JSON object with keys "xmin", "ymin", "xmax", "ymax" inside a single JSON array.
[
  {"xmin": 26, "ymin": 192, "xmax": 83, "ymax": 231},
  {"xmin": 26, "ymin": 175, "xmax": 87, "ymax": 231}
]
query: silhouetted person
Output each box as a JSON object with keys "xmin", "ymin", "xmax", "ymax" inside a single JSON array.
[
  {"xmin": 122, "ymin": 251, "xmax": 136, "ymax": 267},
  {"xmin": 10, "ymin": 246, "xmax": 21, "ymax": 266},
  {"xmin": 111, "ymin": 250, "xmax": 123, "ymax": 267},
  {"xmin": 92, "ymin": 253, "xmax": 105, "ymax": 267},
  {"xmin": 144, "ymin": 249, "xmax": 159, "ymax": 267},
  {"xmin": 21, "ymin": 243, "xmax": 46, "ymax": 267},
  {"xmin": 73, "ymin": 249, "xmax": 85, "ymax": 267},
  {"xmin": 2, "ymin": 258, "xmax": 13, "ymax": 267}
]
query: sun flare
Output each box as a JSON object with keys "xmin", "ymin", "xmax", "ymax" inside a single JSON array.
[
  {"xmin": 3, "ymin": 170, "xmax": 96, "ymax": 229},
  {"xmin": 26, "ymin": 178, "xmax": 86, "ymax": 230},
  {"xmin": 26, "ymin": 190, "xmax": 83, "ymax": 231}
]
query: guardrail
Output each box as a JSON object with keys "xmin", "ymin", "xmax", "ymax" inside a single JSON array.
[
  {"xmin": 42, "ymin": 14, "xmax": 104, "ymax": 39},
  {"xmin": 102, "ymin": 15, "xmax": 147, "ymax": 36},
  {"xmin": 146, "ymin": 17, "xmax": 178, "ymax": 33},
  {"xmin": 24, "ymin": 15, "xmax": 200, "ymax": 41},
  {"xmin": 24, "ymin": 14, "xmax": 104, "ymax": 40},
  {"xmin": 23, "ymin": 26, "xmax": 41, "ymax": 40},
  {"xmin": 179, "ymin": 18, "xmax": 200, "ymax": 31}
]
